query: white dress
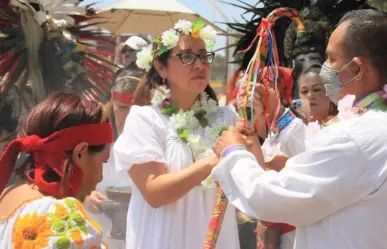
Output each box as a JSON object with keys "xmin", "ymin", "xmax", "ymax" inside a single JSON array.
[{"xmin": 114, "ymin": 105, "xmax": 240, "ymax": 249}]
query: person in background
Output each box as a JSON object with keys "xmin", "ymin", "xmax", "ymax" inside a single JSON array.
[
  {"xmin": 0, "ymin": 92, "xmax": 113, "ymax": 248},
  {"xmin": 119, "ymin": 36, "xmax": 150, "ymax": 69},
  {"xmin": 212, "ymin": 9, "xmax": 387, "ymax": 249},
  {"xmin": 297, "ymin": 66, "xmax": 337, "ymax": 123},
  {"xmin": 84, "ymin": 68, "xmax": 144, "ymax": 249}
]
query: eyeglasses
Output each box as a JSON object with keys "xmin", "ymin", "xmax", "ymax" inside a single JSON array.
[{"xmin": 171, "ymin": 52, "xmax": 215, "ymax": 65}]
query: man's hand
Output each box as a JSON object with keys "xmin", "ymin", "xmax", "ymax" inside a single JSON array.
[
  {"xmin": 265, "ymin": 154, "xmax": 288, "ymax": 172},
  {"xmin": 84, "ymin": 191, "xmax": 106, "ymax": 214},
  {"xmin": 214, "ymin": 126, "xmax": 251, "ymax": 157}
]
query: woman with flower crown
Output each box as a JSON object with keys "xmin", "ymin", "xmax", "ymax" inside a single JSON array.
[{"xmin": 113, "ymin": 20, "xmax": 261, "ymax": 249}]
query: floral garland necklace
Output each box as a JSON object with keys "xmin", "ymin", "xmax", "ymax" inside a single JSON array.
[
  {"xmin": 152, "ymin": 86, "xmax": 227, "ymax": 188},
  {"xmin": 306, "ymin": 86, "xmax": 387, "ymax": 147}
]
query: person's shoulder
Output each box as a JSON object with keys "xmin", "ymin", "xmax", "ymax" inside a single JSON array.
[
  {"xmin": 129, "ymin": 105, "xmax": 158, "ymax": 116},
  {"xmin": 126, "ymin": 105, "xmax": 163, "ymax": 123},
  {"xmin": 317, "ymin": 110, "xmax": 387, "ymax": 156}
]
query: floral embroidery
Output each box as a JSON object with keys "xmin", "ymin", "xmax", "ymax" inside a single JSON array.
[
  {"xmin": 48, "ymin": 198, "xmax": 91, "ymax": 249},
  {"xmin": 55, "ymin": 204, "xmax": 69, "ymax": 219},
  {"xmin": 12, "ymin": 212, "xmax": 53, "ymax": 249},
  {"xmin": 71, "ymin": 229, "xmax": 84, "ymax": 245},
  {"xmin": 74, "ymin": 199, "xmax": 102, "ymax": 233}
]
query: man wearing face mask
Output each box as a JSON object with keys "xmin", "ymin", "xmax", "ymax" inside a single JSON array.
[{"xmin": 210, "ymin": 9, "xmax": 387, "ymax": 249}]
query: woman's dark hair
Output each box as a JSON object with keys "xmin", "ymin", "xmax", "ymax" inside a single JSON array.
[
  {"xmin": 145, "ymin": 49, "xmax": 218, "ymax": 103},
  {"xmin": 16, "ymin": 92, "xmax": 108, "ymax": 181}
]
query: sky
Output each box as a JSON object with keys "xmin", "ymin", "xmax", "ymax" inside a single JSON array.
[{"xmin": 83, "ymin": 0, "xmax": 260, "ymax": 51}]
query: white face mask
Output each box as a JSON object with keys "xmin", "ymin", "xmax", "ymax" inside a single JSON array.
[{"xmin": 319, "ymin": 60, "xmax": 359, "ymax": 104}]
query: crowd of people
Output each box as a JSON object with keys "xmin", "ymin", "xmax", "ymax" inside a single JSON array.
[{"xmin": 1, "ymin": 7, "xmax": 387, "ymax": 249}]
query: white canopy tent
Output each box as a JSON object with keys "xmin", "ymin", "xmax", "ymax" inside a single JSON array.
[{"xmin": 95, "ymin": 0, "xmax": 226, "ymax": 36}]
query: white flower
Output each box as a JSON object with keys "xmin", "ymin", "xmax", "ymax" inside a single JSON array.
[
  {"xmin": 203, "ymin": 98, "xmax": 218, "ymax": 113},
  {"xmin": 182, "ymin": 111, "xmax": 200, "ymax": 130},
  {"xmin": 151, "ymin": 86, "xmax": 170, "ymax": 106},
  {"xmin": 201, "ymin": 176, "xmax": 216, "ymax": 188},
  {"xmin": 382, "ymin": 84, "xmax": 387, "ymax": 99},
  {"xmin": 187, "ymin": 134, "xmax": 204, "ymax": 150},
  {"xmin": 169, "ymin": 111, "xmax": 187, "ymax": 130},
  {"xmin": 203, "ymin": 39, "xmax": 215, "ymax": 51},
  {"xmin": 200, "ymin": 25, "xmax": 217, "ymax": 43},
  {"xmin": 161, "ymin": 29, "xmax": 179, "ymax": 49},
  {"xmin": 174, "ymin": 20, "xmax": 192, "ymax": 35},
  {"xmin": 136, "ymin": 45, "xmax": 153, "ymax": 71},
  {"xmin": 205, "ymin": 125, "xmax": 221, "ymax": 141},
  {"xmin": 192, "ymin": 101, "xmax": 202, "ymax": 112}
]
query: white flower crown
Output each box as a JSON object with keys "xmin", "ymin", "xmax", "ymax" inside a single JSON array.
[{"xmin": 136, "ymin": 19, "xmax": 217, "ymax": 71}]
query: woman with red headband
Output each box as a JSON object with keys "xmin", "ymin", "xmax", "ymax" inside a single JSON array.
[
  {"xmin": 84, "ymin": 68, "xmax": 144, "ymax": 249},
  {"xmin": 0, "ymin": 92, "xmax": 114, "ymax": 249}
]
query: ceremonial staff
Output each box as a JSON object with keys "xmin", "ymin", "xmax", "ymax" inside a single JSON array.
[{"xmin": 202, "ymin": 7, "xmax": 306, "ymax": 249}]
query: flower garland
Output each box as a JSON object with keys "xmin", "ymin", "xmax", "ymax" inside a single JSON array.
[
  {"xmin": 305, "ymin": 86, "xmax": 387, "ymax": 148},
  {"xmin": 152, "ymin": 86, "xmax": 227, "ymax": 188},
  {"xmin": 136, "ymin": 19, "xmax": 217, "ymax": 71}
]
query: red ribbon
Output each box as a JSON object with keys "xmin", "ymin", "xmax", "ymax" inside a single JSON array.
[
  {"xmin": 237, "ymin": 18, "xmax": 272, "ymax": 54},
  {"xmin": 0, "ymin": 123, "xmax": 114, "ymax": 198},
  {"xmin": 111, "ymin": 92, "xmax": 133, "ymax": 106}
]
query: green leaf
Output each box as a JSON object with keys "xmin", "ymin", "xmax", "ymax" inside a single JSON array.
[
  {"xmin": 56, "ymin": 235, "xmax": 70, "ymax": 249},
  {"xmin": 52, "ymin": 219, "xmax": 66, "ymax": 233},
  {"xmin": 79, "ymin": 225, "xmax": 88, "ymax": 235},
  {"xmin": 194, "ymin": 109, "xmax": 206, "ymax": 120},
  {"xmin": 199, "ymin": 117, "xmax": 209, "ymax": 127},
  {"xmin": 160, "ymin": 107, "xmax": 172, "ymax": 115},
  {"xmin": 192, "ymin": 19, "xmax": 204, "ymax": 30},
  {"xmin": 218, "ymin": 126, "xmax": 228, "ymax": 135},
  {"xmin": 153, "ymin": 38, "xmax": 161, "ymax": 44},
  {"xmin": 71, "ymin": 211, "xmax": 85, "ymax": 225},
  {"xmin": 171, "ymin": 103, "xmax": 179, "ymax": 113},
  {"xmin": 158, "ymin": 45, "xmax": 168, "ymax": 56},
  {"xmin": 63, "ymin": 198, "xmax": 76, "ymax": 212},
  {"xmin": 178, "ymin": 128, "xmax": 189, "ymax": 142}
]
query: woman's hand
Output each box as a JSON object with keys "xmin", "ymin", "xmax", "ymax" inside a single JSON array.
[
  {"xmin": 84, "ymin": 191, "xmax": 106, "ymax": 214},
  {"xmin": 214, "ymin": 126, "xmax": 251, "ymax": 157}
]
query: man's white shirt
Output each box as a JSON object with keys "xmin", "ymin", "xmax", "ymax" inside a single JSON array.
[{"xmin": 212, "ymin": 109, "xmax": 387, "ymax": 249}]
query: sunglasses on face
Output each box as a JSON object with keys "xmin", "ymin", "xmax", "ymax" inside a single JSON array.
[{"xmin": 170, "ymin": 51, "xmax": 215, "ymax": 65}]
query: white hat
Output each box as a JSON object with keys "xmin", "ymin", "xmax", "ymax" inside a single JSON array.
[{"xmin": 124, "ymin": 36, "xmax": 149, "ymax": 51}]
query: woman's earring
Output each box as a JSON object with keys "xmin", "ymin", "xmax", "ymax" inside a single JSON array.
[{"xmin": 163, "ymin": 78, "xmax": 166, "ymax": 85}]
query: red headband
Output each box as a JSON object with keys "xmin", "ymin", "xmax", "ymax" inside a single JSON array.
[
  {"xmin": 0, "ymin": 123, "xmax": 114, "ymax": 198},
  {"xmin": 111, "ymin": 92, "xmax": 133, "ymax": 106}
]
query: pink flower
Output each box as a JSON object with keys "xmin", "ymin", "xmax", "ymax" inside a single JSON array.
[
  {"xmin": 383, "ymin": 84, "xmax": 387, "ymax": 99},
  {"xmin": 337, "ymin": 94, "xmax": 356, "ymax": 121}
]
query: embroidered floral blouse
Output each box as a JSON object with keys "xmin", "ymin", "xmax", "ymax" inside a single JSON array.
[{"xmin": 0, "ymin": 196, "xmax": 108, "ymax": 249}]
